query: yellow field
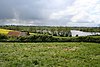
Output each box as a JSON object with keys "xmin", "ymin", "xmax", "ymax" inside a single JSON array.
[
  {"xmin": 0, "ymin": 29, "xmax": 13, "ymax": 35},
  {"xmin": 0, "ymin": 28, "xmax": 35, "ymax": 35}
]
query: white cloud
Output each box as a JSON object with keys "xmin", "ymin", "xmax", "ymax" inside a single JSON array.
[
  {"xmin": 49, "ymin": 0, "xmax": 100, "ymax": 25},
  {"xmin": 3, "ymin": 19, "xmax": 37, "ymax": 26},
  {"xmin": 66, "ymin": 22, "xmax": 98, "ymax": 27},
  {"xmin": 71, "ymin": 11, "xmax": 89, "ymax": 22},
  {"xmin": 49, "ymin": 10, "xmax": 67, "ymax": 19}
]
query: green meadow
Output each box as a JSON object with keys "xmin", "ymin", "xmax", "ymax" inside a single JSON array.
[{"xmin": 0, "ymin": 42, "xmax": 100, "ymax": 67}]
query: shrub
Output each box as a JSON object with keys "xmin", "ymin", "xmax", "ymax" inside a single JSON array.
[{"xmin": 0, "ymin": 34, "xmax": 8, "ymax": 41}]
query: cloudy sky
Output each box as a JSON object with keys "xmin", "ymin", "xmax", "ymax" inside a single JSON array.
[{"xmin": 0, "ymin": 0, "xmax": 100, "ymax": 27}]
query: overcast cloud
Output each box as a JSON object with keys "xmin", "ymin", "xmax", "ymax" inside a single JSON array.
[{"xmin": 0, "ymin": 0, "xmax": 100, "ymax": 27}]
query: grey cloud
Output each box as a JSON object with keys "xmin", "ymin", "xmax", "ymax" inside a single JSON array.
[
  {"xmin": 0, "ymin": 0, "xmax": 68, "ymax": 19},
  {"xmin": 0, "ymin": 0, "xmax": 81, "ymax": 26}
]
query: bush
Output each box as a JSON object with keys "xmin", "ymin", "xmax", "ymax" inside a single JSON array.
[{"xmin": 0, "ymin": 34, "xmax": 8, "ymax": 41}]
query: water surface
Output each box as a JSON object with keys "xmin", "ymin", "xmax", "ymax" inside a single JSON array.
[{"xmin": 71, "ymin": 30, "xmax": 100, "ymax": 36}]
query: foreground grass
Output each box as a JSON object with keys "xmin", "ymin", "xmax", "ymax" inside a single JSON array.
[{"xmin": 0, "ymin": 42, "xmax": 100, "ymax": 67}]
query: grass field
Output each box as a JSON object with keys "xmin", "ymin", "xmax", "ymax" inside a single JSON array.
[{"xmin": 0, "ymin": 42, "xmax": 100, "ymax": 67}]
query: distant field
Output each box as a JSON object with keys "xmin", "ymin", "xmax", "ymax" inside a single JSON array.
[
  {"xmin": 0, "ymin": 28, "xmax": 35, "ymax": 35},
  {"xmin": 0, "ymin": 42, "xmax": 100, "ymax": 67},
  {"xmin": 0, "ymin": 29, "xmax": 13, "ymax": 35}
]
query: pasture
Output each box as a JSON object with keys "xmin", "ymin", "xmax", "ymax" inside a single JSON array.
[{"xmin": 0, "ymin": 42, "xmax": 100, "ymax": 67}]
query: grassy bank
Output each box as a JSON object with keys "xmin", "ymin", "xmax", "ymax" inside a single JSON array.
[{"xmin": 0, "ymin": 42, "xmax": 100, "ymax": 67}]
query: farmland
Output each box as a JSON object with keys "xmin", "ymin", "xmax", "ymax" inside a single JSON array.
[
  {"xmin": 0, "ymin": 28, "xmax": 35, "ymax": 35},
  {"xmin": 0, "ymin": 27, "xmax": 100, "ymax": 42},
  {"xmin": 0, "ymin": 29, "xmax": 13, "ymax": 35},
  {"xmin": 0, "ymin": 42, "xmax": 100, "ymax": 67}
]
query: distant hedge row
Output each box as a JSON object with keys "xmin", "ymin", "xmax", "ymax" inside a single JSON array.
[{"xmin": 0, "ymin": 34, "xmax": 100, "ymax": 43}]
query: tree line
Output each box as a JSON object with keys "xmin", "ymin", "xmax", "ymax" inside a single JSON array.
[
  {"xmin": 0, "ymin": 25, "xmax": 99, "ymax": 33},
  {"xmin": 0, "ymin": 34, "xmax": 100, "ymax": 43}
]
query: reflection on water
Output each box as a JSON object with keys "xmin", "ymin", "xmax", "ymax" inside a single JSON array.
[{"xmin": 71, "ymin": 30, "xmax": 100, "ymax": 36}]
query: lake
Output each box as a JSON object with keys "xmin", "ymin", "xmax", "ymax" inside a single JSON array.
[{"xmin": 71, "ymin": 30, "xmax": 100, "ymax": 36}]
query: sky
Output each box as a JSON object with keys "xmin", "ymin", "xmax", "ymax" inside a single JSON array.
[{"xmin": 0, "ymin": 0, "xmax": 100, "ymax": 27}]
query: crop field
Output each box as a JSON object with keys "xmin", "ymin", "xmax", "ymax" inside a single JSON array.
[
  {"xmin": 0, "ymin": 29, "xmax": 13, "ymax": 35},
  {"xmin": 0, "ymin": 42, "xmax": 100, "ymax": 67},
  {"xmin": 0, "ymin": 28, "xmax": 35, "ymax": 35}
]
